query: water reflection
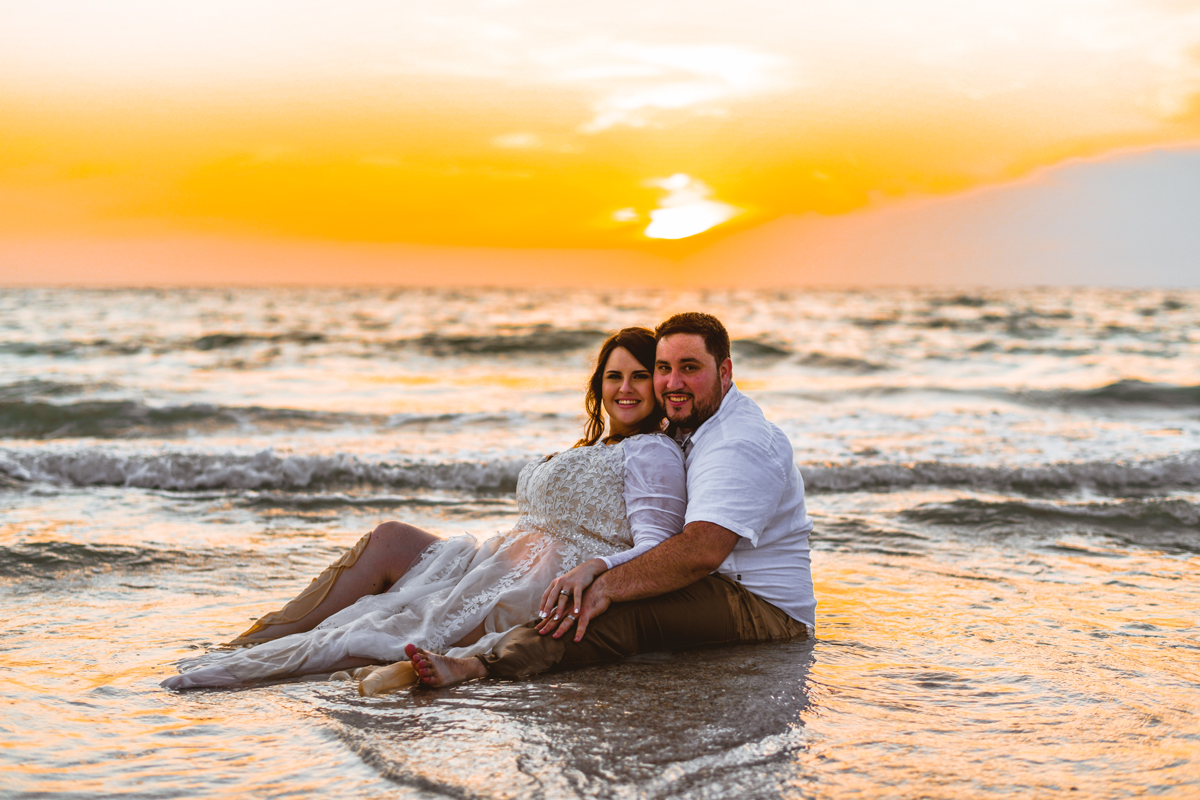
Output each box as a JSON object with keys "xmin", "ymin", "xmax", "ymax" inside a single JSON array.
[
  {"xmin": 323, "ymin": 642, "xmax": 816, "ymax": 799},
  {"xmin": 4, "ymin": 287, "xmax": 1200, "ymax": 798},
  {"xmin": 808, "ymin": 549, "xmax": 1200, "ymax": 799}
]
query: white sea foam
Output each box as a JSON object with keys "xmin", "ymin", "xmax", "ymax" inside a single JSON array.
[
  {"xmin": 0, "ymin": 446, "xmax": 526, "ymax": 493},
  {"xmin": 801, "ymin": 454, "xmax": 1200, "ymax": 495},
  {"xmin": 5, "ymin": 445, "xmax": 1198, "ymax": 497}
]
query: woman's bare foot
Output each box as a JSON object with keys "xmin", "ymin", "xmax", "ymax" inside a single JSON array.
[{"xmin": 405, "ymin": 643, "xmax": 487, "ymax": 687}]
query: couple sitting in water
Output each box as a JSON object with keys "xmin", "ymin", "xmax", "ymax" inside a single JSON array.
[{"xmin": 163, "ymin": 312, "xmax": 815, "ymax": 692}]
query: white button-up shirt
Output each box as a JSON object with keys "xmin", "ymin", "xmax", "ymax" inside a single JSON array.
[{"xmin": 677, "ymin": 384, "xmax": 816, "ymax": 631}]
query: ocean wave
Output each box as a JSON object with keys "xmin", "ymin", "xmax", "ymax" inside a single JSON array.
[
  {"xmin": 811, "ymin": 518, "xmax": 929, "ymax": 556},
  {"xmin": 0, "ymin": 400, "xmax": 343, "ymax": 439},
  {"xmin": 731, "ymin": 338, "xmax": 792, "ymax": 359},
  {"xmin": 6, "ymin": 445, "xmax": 1196, "ymax": 499},
  {"xmin": 0, "ymin": 325, "xmax": 603, "ymax": 360},
  {"xmin": 0, "ymin": 379, "xmax": 117, "ymax": 401},
  {"xmin": 1015, "ymin": 379, "xmax": 1200, "ymax": 409},
  {"xmin": 798, "ymin": 352, "xmax": 885, "ymax": 372},
  {"xmin": 0, "ymin": 542, "xmax": 183, "ymax": 578},
  {"xmin": 0, "ymin": 399, "xmax": 567, "ymax": 440},
  {"xmin": 800, "ymin": 454, "xmax": 1200, "ymax": 496},
  {"xmin": 0, "ymin": 447, "xmax": 526, "ymax": 493},
  {"xmin": 730, "ymin": 340, "xmax": 885, "ymax": 371},
  {"xmin": 409, "ymin": 326, "xmax": 608, "ymax": 355},
  {"xmin": 191, "ymin": 331, "xmax": 326, "ymax": 350},
  {"xmin": 240, "ymin": 491, "xmax": 515, "ymax": 510},
  {"xmin": 929, "ymin": 294, "xmax": 991, "ymax": 308},
  {"xmin": 900, "ymin": 497, "xmax": 1200, "ymax": 552},
  {"xmin": 385, "ymin": 410, "xmax": 563, "ymax": 428},
  {"xmin": 903, "ymin": 497, "xmax": 1200, "ymax": 529},
  {"xmin": 0, "ymin": 332, "xmax": 328, "ymax": 358},
  {"xmin": 0, "ymin": 338, "xmax": 145, "ymax": 357},
  {"xmin": 969, "ymin": 342, "xmax": 1096, "ymax": 357}
]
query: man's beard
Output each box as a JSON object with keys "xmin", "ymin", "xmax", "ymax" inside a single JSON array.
[{"xmin": 663, "ymin": 384, "xmax": 723, "ymax": 432}]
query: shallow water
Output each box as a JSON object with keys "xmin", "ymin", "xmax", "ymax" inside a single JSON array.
[{"xmin": 2, "ymin": 287, "xmax": 1199, "ymax": 797}]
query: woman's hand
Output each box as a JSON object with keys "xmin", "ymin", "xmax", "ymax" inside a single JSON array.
[{"xmin": 538, "ymin": 558, "xmax": 607, "ymax": 632}]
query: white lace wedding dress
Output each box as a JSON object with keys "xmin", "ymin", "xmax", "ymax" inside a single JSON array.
[{"xmin": 165, "ymin": 434, "xmax": 686, "ymax": 687}]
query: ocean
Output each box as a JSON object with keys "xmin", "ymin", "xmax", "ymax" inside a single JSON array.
[{"xmin": 2, "ymin": 286, "xmax": 1198, "ymax": 798}]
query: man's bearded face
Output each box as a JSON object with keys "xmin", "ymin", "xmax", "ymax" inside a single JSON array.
[{"xmin": 653, "ymin": 334, "xmax": 729, "ymax": 432}]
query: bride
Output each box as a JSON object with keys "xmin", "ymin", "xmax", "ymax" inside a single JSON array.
[{"xmin": 162, "ymin": 327, "xmax": 686, "ymax": 690}]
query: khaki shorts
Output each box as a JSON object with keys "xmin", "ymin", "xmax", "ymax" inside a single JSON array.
[{"xmin": 478, "ymin": 575, "xmax": 808, "ymax": 680}]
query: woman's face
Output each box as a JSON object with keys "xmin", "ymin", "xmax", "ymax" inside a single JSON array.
[{"xmin": 602, "ymin": 346, "xmax": 655, "ymax": 437}]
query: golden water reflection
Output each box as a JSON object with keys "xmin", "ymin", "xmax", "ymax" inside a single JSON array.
[
  {"xmin": 2, "ymin": 494, "xmax": 1198, "ymax": 797},
  {"xmin": 805, "ymin": 547, "xmax": 1200, "ymax": 798}
]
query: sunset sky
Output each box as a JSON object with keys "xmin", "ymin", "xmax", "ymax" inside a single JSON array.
[{"xmin": 2, "ymin": 1, "xmax": 1198, "ymax": 287}]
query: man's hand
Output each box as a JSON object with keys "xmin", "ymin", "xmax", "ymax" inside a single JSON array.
[{"xmin": 534, "ymin": 521, "xmax": 740, "ymax": 643}]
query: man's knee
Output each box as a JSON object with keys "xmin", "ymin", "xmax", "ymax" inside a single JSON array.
[
  {"xmin": 561, "ymin": 579, "xmax": 741, "ymax": 661},
  {"xmin": 479, "ymin": 622, "xmax": 566, "ymax": 679}
]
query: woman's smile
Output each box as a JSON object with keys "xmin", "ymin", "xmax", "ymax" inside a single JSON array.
[{"xmin": 601, "ymin": 346, "xmax": 655, "ymax": 437}]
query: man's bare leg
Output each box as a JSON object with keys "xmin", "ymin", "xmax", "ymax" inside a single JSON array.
[
  {"xmin": 406, "ymin": 643, "xmax": 486, "ymax": 687},
  {"xmin": 232, "ymin": 522, "xmax": 439, "ymax": 644}
]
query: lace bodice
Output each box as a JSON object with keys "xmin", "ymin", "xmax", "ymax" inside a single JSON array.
[{"xmin": 510, "ymin": 442, "xmax": 631, "ymax": 560}]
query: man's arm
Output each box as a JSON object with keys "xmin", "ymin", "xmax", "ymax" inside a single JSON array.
[
  {"xmin": 541, "ymin": 521, "xmax": 739, "ymax": 641},
  {"xmin": 592, "ymin": 521, "xmax": 738, "ymax": 602}
]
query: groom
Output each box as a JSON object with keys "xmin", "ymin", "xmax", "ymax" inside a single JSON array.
[{"xmin": 409, "ymin": 312, "xmax": 816, "ymax": 685}]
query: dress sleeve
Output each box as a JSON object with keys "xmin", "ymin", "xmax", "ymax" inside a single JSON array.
[{"xmin": 601, "ymin": 435, "xmax": 687, "ymax": 570}]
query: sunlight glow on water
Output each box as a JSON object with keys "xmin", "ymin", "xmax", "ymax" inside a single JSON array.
[
  {"xmin": 2, "ymin": 287, "xmax": 1198, "ymax": 797},
  {"xmin": 807, "ymin": 545, "xmax": 1200, "ymax": 798}
]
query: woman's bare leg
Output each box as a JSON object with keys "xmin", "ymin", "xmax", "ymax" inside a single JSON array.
[
  {"xmin": 232, "ymin": 521, "xmax": 440, "ymax": 643},
  {"xmin": 450, "ymin": 621, "xmax": 487, "ymax": 649}
]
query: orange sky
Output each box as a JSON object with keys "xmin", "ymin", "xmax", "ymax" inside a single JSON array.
[{"xmin": 2, "ymin": 2, "xmax": 1199, "ymax": 286}]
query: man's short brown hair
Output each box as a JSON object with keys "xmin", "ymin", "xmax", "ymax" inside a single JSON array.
[{"xmin": 654, "ymin": 312, "xmax": 730, "ymax": 365}]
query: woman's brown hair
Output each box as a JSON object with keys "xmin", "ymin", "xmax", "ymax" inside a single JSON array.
[{"xmin": 575, "ymin": 327, "xmax": 665, "ymax": 447}]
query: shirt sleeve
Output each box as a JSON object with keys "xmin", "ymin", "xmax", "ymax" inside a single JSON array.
[
  {"xmin": 684, "ymin": 436, "xmax": 786, "ymax": 546},
  {"xmin": 601, "ymin": 435, "xmax": 687, "ymax": 570}
]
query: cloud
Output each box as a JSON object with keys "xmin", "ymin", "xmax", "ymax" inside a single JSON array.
[
  {"xmin": 8, "ymin": 1, "xmax": 1197, "ymax": 136},
  {"xmin": 553, "ymin": 41, "xmax": 791, "ymax": 132}
]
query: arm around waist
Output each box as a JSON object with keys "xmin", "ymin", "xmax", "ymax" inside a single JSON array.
[{"xmin": 593, "ymin": 520, "xmax": 739, "ymax": 603}]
